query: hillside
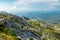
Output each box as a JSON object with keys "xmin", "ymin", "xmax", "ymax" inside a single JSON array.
[{"xmin": 0, "ymin": 12, "xmax": 60, "ymax": 40}]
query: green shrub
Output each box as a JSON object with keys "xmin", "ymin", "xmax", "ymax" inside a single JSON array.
[
  {"xmin": 7, "ymin": 29, "xmax": 16, "ymax": 36},
  {"xmin": 29, "ymin": 38, "xmax": 33, "ymax": 40},
  {"xmin": 0, "ymin": 24, "xmax": 5, "ymax": 32}
]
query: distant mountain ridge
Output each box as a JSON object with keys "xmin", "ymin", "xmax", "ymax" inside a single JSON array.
[{"xmin": 14, "ymin": 11, "xmax": 60, "ymax": 23}]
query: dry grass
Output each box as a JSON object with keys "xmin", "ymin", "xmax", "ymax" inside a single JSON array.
[{"xmin": 0, "ymin": 33, "xmax": 17, "ymax": 40}]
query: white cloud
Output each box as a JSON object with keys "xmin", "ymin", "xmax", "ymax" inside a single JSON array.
[
  {"xmin": 12, "ymin": 0, "xmax": 60, "ymax": 11},
  {"xmin": 0, "ymin": 0, "xmax": 60, "ymax": 12},
  {"xmin": 14, "ymin": 0, "xmax": 58, "ymax": 4},
  {"xmin": 48, "ymin": 0, "xmax": 60, "ymax": 9},
  {"xmin": 31, "ymin": 0, "xmax": 58, "ymax": 3}
]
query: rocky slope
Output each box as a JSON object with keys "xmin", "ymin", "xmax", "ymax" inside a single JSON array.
[{"xmin": 0, "ymin": 12, "xmax": 60, "ymax": 40}]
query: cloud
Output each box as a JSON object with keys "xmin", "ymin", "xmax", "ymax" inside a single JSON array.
[
  {"xmin": 12, "ymin": 0, "xmax": 60, "ymax": 11},
  {"xmin": 14, "ymin": 0, "xmax": 58, "ymax": 5},
  {"xmin": 47, "ymin": 0, "xmax": 60, "ymax": 10},
  {"xmin": 0, "ymin": 0, "xmax": 60, "ymax": 12}
]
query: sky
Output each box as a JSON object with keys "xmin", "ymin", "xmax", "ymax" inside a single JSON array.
[{"xmin": 0, "ymin": 0, "xmax": 60, "ymax": 12}]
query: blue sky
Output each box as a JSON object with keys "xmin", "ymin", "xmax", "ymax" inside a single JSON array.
[{"xmin": 0, "ymin": 0, "xmax": 60, "ymax": 12}]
